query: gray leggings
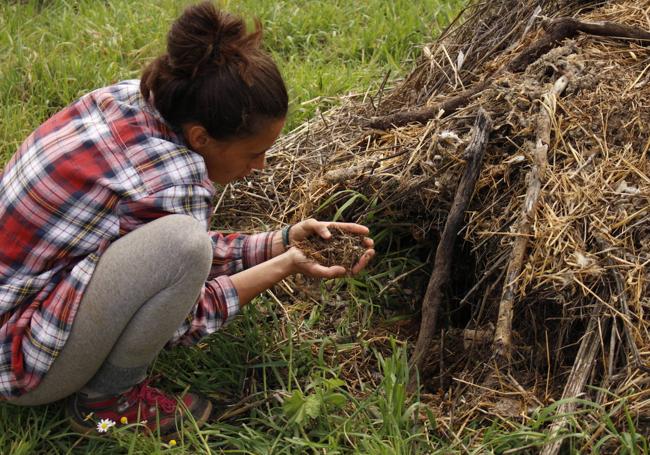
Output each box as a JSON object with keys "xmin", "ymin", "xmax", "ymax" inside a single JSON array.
[{"xmin": 9, "ymin": 215, "xmax": 213, "ymax": 405}]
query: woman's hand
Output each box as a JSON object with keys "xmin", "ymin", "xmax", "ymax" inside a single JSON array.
[
  {"xmin": 286, "ymin": 218, "xmax": 375, "ymax": 278},
  {"xmin": 233, "ymin": 219, "xmax": 375, "ymax": 306}
]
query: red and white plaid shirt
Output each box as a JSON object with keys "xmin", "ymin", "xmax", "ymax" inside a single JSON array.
[{"xmin": 0, "ymin": 80, "xmax": 275, "ymax": 399}]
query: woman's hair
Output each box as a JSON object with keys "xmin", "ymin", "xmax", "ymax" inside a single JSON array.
[{"xmin": 140, "ymin": 1, "xmax": 288, "ymax": 140}]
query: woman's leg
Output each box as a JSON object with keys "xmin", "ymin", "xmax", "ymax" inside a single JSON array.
[{"xmin": 9, "ymin": 214, "xmax": 213, "ymax": 406}]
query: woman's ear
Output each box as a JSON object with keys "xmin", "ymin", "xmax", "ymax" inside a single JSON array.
[{"xmin": 183, "ymin": 123, "xmax": 211, "ymax": 152}]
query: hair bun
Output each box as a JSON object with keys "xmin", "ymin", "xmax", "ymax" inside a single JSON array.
[
  {"xmin": 140, "ymin": 1, "xmax": 288, "ymax": 140},
  {"xmin": 166, "ymin": 1, "xmax": 262, "ymax": 80}
]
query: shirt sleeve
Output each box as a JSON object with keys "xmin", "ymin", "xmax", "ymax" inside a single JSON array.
[
  {"xmin": 167, "ymin": 274, "xmax": 239, "ymax": 346},
  {"xmin": 208, "ymin": 230, "xmax": 276, "ymax": 278}
]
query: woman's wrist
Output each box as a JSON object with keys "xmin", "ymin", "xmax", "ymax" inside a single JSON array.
[
  {"xmin": 273, "ymin": 248, "xmax": 298, "ymax": 277},
  {"xmin": 271, "ymin": 225, "xmax": 293, "ymax": 258},
  {"xmin": 230, "ymin": 249, "xmax": 297, "ymax": 306},
  {"xmin": 271, "ymin": 230, "xmax": 284, "ymax": 257},
  {"xmin": 282, "ymin": 247, "xmax": 301, "ymax": 275}
]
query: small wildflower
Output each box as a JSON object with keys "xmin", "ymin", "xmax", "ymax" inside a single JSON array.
[
  {"xmin": 169, "ymin": 439, "xmax": 177, "ymax": 447},
  {"xmin": 120, "ymin": 416, "xmax": 128, "ymax": 425},
  {"xmin": 96, "ymin": 418, "xmax": 115, "ymax": 433}
]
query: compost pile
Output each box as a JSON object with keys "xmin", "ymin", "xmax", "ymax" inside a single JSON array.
[{"xmin": 217, "ymin": 0, "xmax": 650, "ymax": 447}]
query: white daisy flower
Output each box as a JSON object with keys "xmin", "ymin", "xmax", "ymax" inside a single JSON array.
[{"xmin": 96, "ymin": 418, "xmax": 116, "ymax": 433}]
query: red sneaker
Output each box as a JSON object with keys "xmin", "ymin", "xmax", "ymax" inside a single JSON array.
[{"xmin": 66, "ymin": 379, "xmax": 212, "ymax": 438}]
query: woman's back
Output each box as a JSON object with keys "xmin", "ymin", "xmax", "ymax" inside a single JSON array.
[{"xmin": 0, "ymin": 80, "xmax": 213, "ymax": 398}]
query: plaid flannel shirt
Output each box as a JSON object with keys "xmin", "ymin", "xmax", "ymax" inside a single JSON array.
[{"xmin": 0, "ymin": 80, "xmax": 275, "ymax": 399}]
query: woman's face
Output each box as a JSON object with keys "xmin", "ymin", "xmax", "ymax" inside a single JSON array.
[{"xmin": 185, "ymin": 117, "xmax": 286, "ymax": 185}]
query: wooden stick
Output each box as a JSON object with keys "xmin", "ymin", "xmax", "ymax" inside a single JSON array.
[
  {"xmin": 509, "ymin": 17, "xmax": 650, "ymax": 72},
  {"xmin": 540, "ymin": 302, "xmax": 606, "ymax": 455},
  {"xmin": 462, "ymin": 327, "xmax": 494, "ymax": 349},
  {"xmin": 493, "ymin": 76, "xmax": 569, "ymax": 361},
  {"xmin": 368, "ymin": 18, "xmax": 650, "ymax": 131},
  {"xmin": 366, "ymin": 81, "xmax": 489, "ymax": 130},
  {"xmin": 407, "ymin": 108, "xmax": 492, "ymax": 392}
]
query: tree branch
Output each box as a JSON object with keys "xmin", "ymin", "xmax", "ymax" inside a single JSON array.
[
  {"xmin": 407, "ymin": 108, "xmax": 492, "ymax": 392},
  {"xmin": 509, "ymin": 17, "xmax": 650, "ymax": 72},
  {"xmin": 366, "ymin": 82, "xmax": 489, "ymax": 130},
  {"xmin": 493, "ymin": 75, "xmax": 569, "ymax": 361}
]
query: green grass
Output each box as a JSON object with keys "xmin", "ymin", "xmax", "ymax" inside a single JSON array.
[
  {"xmin": 2, "ymin": 0, "xmax": 647, "ymax": 454},
  {"xmin": 0, "ymin": 0, "xmax": 459, "ymax": 161}
]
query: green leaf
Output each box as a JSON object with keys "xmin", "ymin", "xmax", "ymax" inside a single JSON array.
[
  {"xmin": 324, "ymin": 392, "xmax": 347, "ymax": 408},
  {"xmin": 323, "ymin": 378, "xmax": 346, "ymax": 390},
  {"xmin": 283, "ymin": 390, "xmax": 308, "ymax": 425},
  {"xmin": 304, "ymin": 394, "xmax": 322, "ymax": 419},
  {"xmin": 333, "ymin": 192, "xmax": 368, "ymax": 221},
  {"xmin": 283, "ymin": 390, "xmax": 322, "ymax": 426}
]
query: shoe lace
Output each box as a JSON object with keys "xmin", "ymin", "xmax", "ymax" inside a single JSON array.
[{"xmin": 127, "ymin": 380, "xmax": 177, "ymax": 414}]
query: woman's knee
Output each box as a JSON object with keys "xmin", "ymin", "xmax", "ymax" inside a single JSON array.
[{"xmin": 157, "ymin": 215, "xmax": 213, "ymax": 275}]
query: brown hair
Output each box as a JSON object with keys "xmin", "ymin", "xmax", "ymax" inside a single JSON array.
[{"xmin": 140, "ymin": 1, "xmax": 288, "ymax": 140}]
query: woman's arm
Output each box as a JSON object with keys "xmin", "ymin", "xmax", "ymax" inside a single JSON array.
[
  {"xmin": 231, "ymin": 243, "xmax": 376, "ymax": 306},
  {"xmin": 168, "ymin": 218, "xmax": 374, "ymax": 346},
  {"xmin": 230, "ymin": 248, "xmax": 303, "ymax": 305}
]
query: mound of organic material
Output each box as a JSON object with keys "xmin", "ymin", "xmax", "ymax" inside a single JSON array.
[
  {"xmin": 292, "ymin": 226, "xmax": 366, "ymax": 271},
  {"xmin": 218, "ymin": 1, "xmax": 650, "ymax": 452}
]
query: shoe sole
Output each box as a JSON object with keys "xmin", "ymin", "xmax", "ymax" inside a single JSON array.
[{"xmin": 163, "ymin": 399, "xmax": 213, "ymax": 441}]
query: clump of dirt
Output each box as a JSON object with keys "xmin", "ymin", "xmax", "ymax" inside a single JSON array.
[{"xmin": 292, "ymin": 226, "xmax": 366, "ymax": 270}]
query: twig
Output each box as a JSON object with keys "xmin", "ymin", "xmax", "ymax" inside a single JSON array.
[
  {"xmin": 493, "ymin": 75, "xmax": 569, "ymax": 361},
  {"xmin": 216, "ymin": 395, "xmax": 272, "ymax": 421},
  {"xmin": 408, "ymin": 109, "xmax": 492, "ymax": 392},
  {"xmin": 509, "ymin": 17, "xmax": 650, "ymax": 72},
  {"xmin": 540, "ymin": 300, "xmax": 607, "ymax": 455},
  {"xmin": 373, "ymin": 69, "xmax": 391, "ymax": 114},
  {"xmin": 366, "ymin": 81, "xmax": 489, "ymax": 130}
]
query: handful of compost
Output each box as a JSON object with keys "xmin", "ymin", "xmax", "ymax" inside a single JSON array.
[{"xmin": 292, "ymin": 226, "xmax": 367, "ymax": 272}]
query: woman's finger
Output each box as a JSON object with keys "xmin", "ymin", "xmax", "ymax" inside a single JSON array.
[
  {"xmin": 328, "ymin": 222, "xmax": 369, "ymax": 236},
  {"xmin": 351, "ymin": 249, "xmax": 375, "ymax": 275},
  {"xmin": 309, "ymin": 264, "xmax": 346, "ymax": 278},
  {"xmin": 314, "ymin": 222, "xmax": 332, "ymax": 240}
]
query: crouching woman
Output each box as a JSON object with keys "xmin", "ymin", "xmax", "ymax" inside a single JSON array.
[{"xmin": 0, "ymin": 1, "xmax": 374, "ymax": 437}]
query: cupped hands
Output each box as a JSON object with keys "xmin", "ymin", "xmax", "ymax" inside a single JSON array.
[{"xmin": 286, "ymin": 218, "xmax": 375, "ymax": 278}]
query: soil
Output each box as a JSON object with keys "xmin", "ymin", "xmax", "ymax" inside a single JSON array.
[{"xmin": 292, "ymin": 226, "xmax": 366, "ymax": 271}]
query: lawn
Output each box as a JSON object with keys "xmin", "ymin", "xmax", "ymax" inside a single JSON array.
[{"xmin": 0, "ymin": 1, "xmax": 467, "ymax": 453}]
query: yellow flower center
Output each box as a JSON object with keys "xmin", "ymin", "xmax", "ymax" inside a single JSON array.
[
  {"xmin": 169, "ymin": 439, "xmax": 177, "ymax": 446},
  {"xmin": 120, "ymin": 416, "xmax": 128, "ymax": 424}
]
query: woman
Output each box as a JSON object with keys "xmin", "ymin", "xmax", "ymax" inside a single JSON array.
[{"xmin": 0, "ymin": 1, "xmax": 374, "ymax": 436}]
